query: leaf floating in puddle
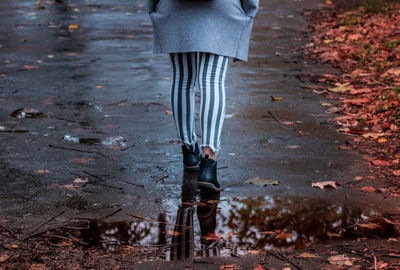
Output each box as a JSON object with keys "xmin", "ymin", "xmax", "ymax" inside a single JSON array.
[
  {"xmin": 244, "ymin": 176, "xmax": 279, "ymax": 187},
  {"xmin": 312, "ymin": 181, "xmax": 341, "ymax": 189}
]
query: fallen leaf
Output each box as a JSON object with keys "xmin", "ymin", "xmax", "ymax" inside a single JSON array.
[
  {"xmin": 371, "ymin": 159, "xmax": 391, "ymax": 166},
  {"xmin": 286, "ymin": 145, "xmax": 302, "ymax": 149},
  {"xmin": 202, "ymin": 233, "xmax": 219, "ymax": 241},
  {"xmin": 378, "ymin": 138, "xmax": 387, "ymax": 143},
  {"xmin": 71, "ymin": 157, "xmax": 95, "ymax": 164},
  {"xmin": 35, "ymin": 169, "xmax": 50, "ymax": 174},
  {"xmin": 358, "ymin": 223, "xmax": 382, "ymax": 230},
  {"xmin": 276, "ymin": 232, "xmax": 293, "ymax": 239},
  {"xmin": 328, "ymin": 254, "xmax": 357, "ymax": 266},
  {"xmin": 362, "ymin": 132, "xmax": 386, "ymax": 139},
  {"xmin": 343, "ymin": 98, "xmax": 370, "ymax": 105},
  {"xmin": 312, "ymin": 181, "xmax": 341, "ymax": 189},
  {"xmin": 282, "ymin": 121, "xmax": 294, "ymax": 125},
  {"xmin": 360, "ymin": 186, "xmax": 376, "ymax": 192},
  {"xmin": 297, "ymin": 252, "xmax": 320, "ymax": 259},
  {"xmin": 325, "ymin": 106, "xmax": 341, "ymax": 114},
  {"xmin": 166, "ymin": 230, "xmax": 181, "ymax": 236},
  {"xmin": 0, "ymin": 254, "xmax": 10, "ymax": 262},
  {"xmin": 327, "ymin": 232, "xmax": 343, "ymax": 238},
  {"xmin": 270, "ymin": 96, "xmax": 283, "ymax": 102},
  {"xmin": 320, "ymin": 102, "xmax": 333, "ymax": 106},
  {"xmin": 244, "ymin": 176, "xmax": 279, "ymax": 187},
  {"xmin": 164, "ymin": 110, "xmax": 173, "ymax": 115},
  {"xmin": 68, "ymin": 24, "xmax": 78, "ymax": 30},
  {"xmin": 393, "ymin": 170, "xmax": 400, "ymax": 176},
  {"xmin": 22, "ymin": 65, "xmax": 40, "ymax": 70},
  {"xmin": 219, "ymin": 265, "xmax": 238, "ymax": 270},
  {"xmin": 11, "ymin": 244, "xmax": 19, "ymax": 249},
  {"xmin": 252, "ymin": 265, "xmax": 264, "ymax": 270},
  {"xmin": 73, "ymin": 177, "xmax": 88, "ymax": 184},
  {"xmin": 384, "ymin": 67, "xmax": 400, "ymax": 76},
  {"xmin": 329, "ymin": 83, "xmax": 352, "ymax": 93}
]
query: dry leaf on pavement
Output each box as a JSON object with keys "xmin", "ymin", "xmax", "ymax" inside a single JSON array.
[{"xmin": 312, "ymin": 181, "xmax": 341, "ymax": 189}]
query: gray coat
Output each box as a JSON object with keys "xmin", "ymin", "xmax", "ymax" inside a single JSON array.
[{"xmin": 146, "ymin": 0, "xmax": 259, "ymax": 61}]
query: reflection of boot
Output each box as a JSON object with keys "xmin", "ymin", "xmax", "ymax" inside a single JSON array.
[
  {"xmin": 169, "ymin": 172, "xmax": 197, "ymax": 261},
  {"xmin": 197, "ymin": 192, "xmax": 220, "ymax": 257}
]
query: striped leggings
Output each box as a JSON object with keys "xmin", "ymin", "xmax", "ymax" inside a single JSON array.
[{"xmin": 170, "ymin": 52, "xmax": 228, "ymax": 154}]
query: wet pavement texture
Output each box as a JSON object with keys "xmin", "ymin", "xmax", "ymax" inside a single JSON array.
[{"xmin": 1, "ymin": 0, "xmax": 400, "ymax": 265}]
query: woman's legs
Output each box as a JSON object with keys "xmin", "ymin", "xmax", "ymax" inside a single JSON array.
[
  {"xmin": 170, "ymin": 53, "xmax": 197, "ymax": 148},
  {"xmin": 198, "ymin": 52, "xmax": 228, "ymax": 160},
  {"xmin": 170, "ymin": 52, "xmax": 228, "ymax": 162}
]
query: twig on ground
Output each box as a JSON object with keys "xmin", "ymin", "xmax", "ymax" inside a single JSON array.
[
  {"xmin": 266, "ymin": 250, "xmax": 302, "ymax": 270},
  {"xmin": 102, "ymin": 208, "xmax": 122, "ymax": 219},
  {"xmin": 109, "ymin": 99, "xmax": 128, "ymax": 106},
  {"xmin": 219, "ymin": 182, "xmax": 243, "ymax": 191},
  {"xmin": 23, "ymin": 210, "xmax": 65, "ymax": 241},
  {"xmin": 268, "ymin": 111, "xmax": 297, "ymax": 132},
  {"xmin": 0, "ymin": 223, "xmax": 16, "ymax": 238},
  {"xmin": 120, "ymin": 179, "xmax": 145, "ymax": 188}
]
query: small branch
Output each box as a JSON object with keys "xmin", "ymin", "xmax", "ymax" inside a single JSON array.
[
  {"xmin": 266, "ymin": 251, "xmax": 302, "ymax": 270},
  {"xmin": 120, "ymin": 179, "xmax": 145, "ymax": 188},
  {"xmin": 23, "ymin": 210, "xmax": 65, "ymax": 241},
  {"xmin": 268, "ymin": 111, "xmax": 297, "ymax": 132},
  {"xmin": 102, "ymin": 208, "xmax": 122, "ymax": 219},
  {"xmin": 109, "ymin": 99, "xmax": 128, "ymax": 106},
  {"xmin": 0, "ymin": 223, "xmax": 16, "ymax": 238}
]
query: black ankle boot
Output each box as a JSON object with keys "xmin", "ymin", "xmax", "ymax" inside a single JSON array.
[
  {"xmin": 197, "ymin": 154, "xmax": 220, "ymax": 191},
  {"xmin": 182, "ymin": 143, "xmax": 201, "ymax": 172}
]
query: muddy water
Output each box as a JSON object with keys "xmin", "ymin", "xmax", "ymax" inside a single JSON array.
[{"xmin": 48, "ymin": 186, "xmax": 394, "ymax": 261}]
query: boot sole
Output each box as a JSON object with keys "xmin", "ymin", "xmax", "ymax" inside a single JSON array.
[{"xmin": 197, "ymin": 181, "xmax": 220, "ymax": 192}]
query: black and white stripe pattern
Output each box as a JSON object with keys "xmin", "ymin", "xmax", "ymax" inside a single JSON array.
[{"xmin": 170, "ymin": 52, "xmax": 228, "ymax": 154}]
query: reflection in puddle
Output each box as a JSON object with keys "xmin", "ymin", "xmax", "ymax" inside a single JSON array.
[{"xmin": 45, "ymin": 176, "xmax": 396, "ymax": 261}]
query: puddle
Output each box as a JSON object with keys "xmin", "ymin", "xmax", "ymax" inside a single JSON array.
[
  {"xmin": 62, "ymin": 135, "xmax": 126, "ymax": 146},
  {"xmin": 10, "ymin": 108, "xmax": 46, "ymax": 118},
  {"xmin": 42, "ymin": 194, "xmax": 397, "ymax": 261}
]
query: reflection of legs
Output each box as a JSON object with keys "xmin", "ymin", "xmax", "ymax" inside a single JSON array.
[
  {"xmin": 170, "ymin": 53, "xmax": 197, "ymax": 148},
  {"xmin": 170, "ymin": 205, "xmax": 194, "ymax": 260},
  {"xmin": 197, "ymin": 192, "xmax": 220, "ymax": 257},
  {"xmin": 170, "ymin": 173, "xmax": 197, "ymax": 261},
  {"xmin": 198, "ymin": 53, "xmax": 228, "ymax": 158}
]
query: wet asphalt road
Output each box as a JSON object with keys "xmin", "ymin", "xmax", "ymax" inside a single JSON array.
[{"xmin": 0, "ymin": 0, "xmax": 399, "ymax": 254}]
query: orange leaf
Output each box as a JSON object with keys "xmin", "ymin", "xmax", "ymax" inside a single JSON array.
[
  {"xmin": 71, "ymin": 157, "xmax": 95, "ymax": 164},
  {"xmin": 360, "ymin": 186, "xmax": 376, "ymax": 192},
  {"xmin": 276, "ymin": 232, "xmax": 293, "ymax": 239},
  {"xmin": 371, "ymin": 159, "xmax": 391, "ymax": 166}
]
